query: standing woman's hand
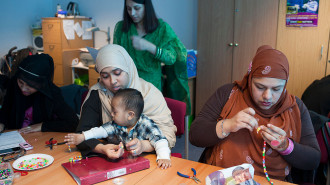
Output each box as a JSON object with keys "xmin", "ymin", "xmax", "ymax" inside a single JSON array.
[
  {"xmin": 131, "ymin": 36, "xmax": 156, "ymax": 54},
  {"xmin": 19, "ymin": 123, "xmax": 42, "ymax": 134}
]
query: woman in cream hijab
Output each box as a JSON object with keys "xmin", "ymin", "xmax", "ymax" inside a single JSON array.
[{"xmin": 76, "ymin": 44, "xmax": 176, "ymax": 159}]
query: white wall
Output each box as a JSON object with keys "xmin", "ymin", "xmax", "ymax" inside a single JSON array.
[
  {"xmin": 54, "ymin": 0, "xmax": 198, "ymax": 49},
  {"xmin": 0, "ymin": 0, "xmax": 197, "ymax": 57},
  {"xmin": 0, "ymin": 0, "xmax": 52, "ymax": 56}
]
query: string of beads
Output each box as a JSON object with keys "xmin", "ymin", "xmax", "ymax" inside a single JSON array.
[
  {"xmin": 263, "ymin": 141, "xmax": 274, "ymax": 185},
  {"xmin": 69, "ymin": 156, "xmax": 82, "ymax": 163},
  {"xmin": 68, "ymin": 144, "xmax": 71, "ymax": 152}
]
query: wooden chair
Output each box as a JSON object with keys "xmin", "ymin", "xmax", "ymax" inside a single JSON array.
[{"xmin": 164, "ymin": 97, "xmax": 189, "ymax": 159}]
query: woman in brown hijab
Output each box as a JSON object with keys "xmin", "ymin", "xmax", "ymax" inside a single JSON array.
[{"xmin": 190, "ymin": 46, "xmax": 320, "ymax": 181}]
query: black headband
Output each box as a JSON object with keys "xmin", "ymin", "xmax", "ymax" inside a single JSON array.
[{"xmin": 133, "ymin": 0, "xmax": 145, "ymax": 4}]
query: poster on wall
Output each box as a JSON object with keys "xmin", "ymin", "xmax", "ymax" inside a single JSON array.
[{"xmin": 286, "ymin": 0, "xmax": 319, "ymax": 27}]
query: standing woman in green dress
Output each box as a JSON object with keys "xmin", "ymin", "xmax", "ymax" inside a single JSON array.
[{"xmin": 113, "ymin": 0, "xmax": 191, "ymax": 114}]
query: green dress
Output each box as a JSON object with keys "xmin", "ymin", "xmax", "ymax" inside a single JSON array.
[{"xmin": 113, "ymin": 19, "xmax": 191, "ymax": 114}]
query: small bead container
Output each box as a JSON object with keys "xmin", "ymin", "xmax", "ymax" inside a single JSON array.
[{"xmin": 0, "ymin": 162, "xmax": 14, "ymax": 185}]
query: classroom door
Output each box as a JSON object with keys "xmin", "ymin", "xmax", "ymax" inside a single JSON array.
[
  {"xmin": 196, "ymin": 0, "xmax": 234, "ymax": 114},
  {"xmin": 232, "ymin": 0, "xmax": 279, "ymax": 82},
  {"xmin": 196, "ymin": 0, "xmax": 279, "ymax": 115}
]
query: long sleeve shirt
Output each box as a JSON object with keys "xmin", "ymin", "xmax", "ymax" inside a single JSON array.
[
  {"xmin": 190, "ymin": 83, "xmax": 320, "ymax": 171},
  {"xmin": 83, "ymin": 114, "xmax": 170, "ymax": 160}
]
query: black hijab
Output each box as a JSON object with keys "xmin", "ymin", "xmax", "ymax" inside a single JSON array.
[
  {"xmin": 16, "ymin": 54, "xmax": 54, "ymax": 99},
  {"xmin": 0, "ymin": 54, "xmax": 60, "ymax": 129}
]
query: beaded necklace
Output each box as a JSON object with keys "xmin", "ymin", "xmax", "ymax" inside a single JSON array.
[
  {"xmin": 257, "ymin": 126, "xmax": 275, "ymax": 185},
  {"xmin": 69, "ymin": 156, "xmax": 82, "ymax": 163},
  {"xmin": 262, "ymin": 141, "xmax": 274, "ymax": 185}
]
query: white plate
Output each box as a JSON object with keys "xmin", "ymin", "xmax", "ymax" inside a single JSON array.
[{"xmin": 12, "ymin": 153, "xmax": 54, "ymax": 171}]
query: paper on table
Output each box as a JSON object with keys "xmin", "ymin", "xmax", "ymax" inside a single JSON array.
[
  {"xmin": 0, "ymin": 131, "xmax": 26, "ymax": 150},
  {"xmin": 82, "ymin": 21, "xmax": 92, "ymax": 40},
  {"xmin": 63, "ymin": 20, "xmax": 75, "ymax": 40},
  {"xmin": 205, "ymin": 163, "xmax": 259, "ymax": 185},
  {"xmin": 74, "ymin": 22, "xmax": 84, "ymax": 38}
]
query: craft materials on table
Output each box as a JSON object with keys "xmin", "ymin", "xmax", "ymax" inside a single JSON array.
[
  {"xmin": 1, "ymin": 148, "xmax": 26, "ymax": 163},
  {"xmin": 12, "ymin": 154, "xmax": 54, "ymax": 171},
  {"xmin": 62, "ymin": 154, "xmax": 150, "ymax": 185},
  {"xmin": 13, "ymin": 171, "xmax": 28, "ymax": 176},
  {"xmin": 45, "ymin": 138, "xmax": 67, "ymax": 150},
  {"xmin": 17, "ymin": 157, "xmax": 48, "ymax": 170},
  {"xmin": 113, "ymin": 178, "xmax": 125, "ymax": 185},
  {"xmin": 0, "ymin": 131, "xmax": 26, "ymax": 151},
  {"xmin": 69, "ymin": 156, "xmax": 83, "ymax": 163},
  {"xmin": 45, "ymin": 138, "xmax": 56, "ymax": 150},
  {"xmin": 0, "ymin": 162, "xmax": 14, "ymax": 185},
  {"xmin": 177, "ymin": 168, "xmax": 201, "ymax": 184},
  {"xmin": 205, "ymin": 163, "xmax": 257, "ymax": 185}
]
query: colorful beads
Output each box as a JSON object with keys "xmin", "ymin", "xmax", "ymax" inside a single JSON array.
[
  {"xmin": 257, "ymin": 126, "xmax": 261, "ymax": 134},
  {"xmin": 258, "ymin": 125, "xmax": 275, "ymax": 184},
  {"xmin": 262, "ymin": 141, "xmax": 274, "ymax": 185},
  {"xmin": 68, "ymin": 144, "xmax": 71, "ymax": 152},
  {"xmin": 0, "ymin": 169, "xmax": 12, "ymax": 180},
  {"xmin": 17, "ymin": 157, "xmax": 48, "ymax": 170},
  {"xmin": 69, "ymin": 156, "xmax": 82, "ymax": 163}
]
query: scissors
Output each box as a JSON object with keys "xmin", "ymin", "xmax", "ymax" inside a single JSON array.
[
  {"xmin": 45, "ymin": 138, "xmax": 67, "ymax": 150},
  {"xmin": 177, "ymin": 168, "xmax": 201, "ymax": 184}
]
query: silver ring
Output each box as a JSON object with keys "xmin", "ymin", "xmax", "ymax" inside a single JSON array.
[
  {"xmin": 133, "ymin": 149, "xmax": 136, "ymax": 155},
  {"xmin": 27, "ymin": 126, "xmax": 31, "ymax": 129}
]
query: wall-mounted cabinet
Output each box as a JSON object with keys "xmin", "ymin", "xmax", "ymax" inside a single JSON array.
[
  {"xmin": 42, "ymin": 17, "xmax": 93, "ymax": 87},
  {"xmin": 196, "ymin": 0, "xmax": 279, "ymax": 114}
]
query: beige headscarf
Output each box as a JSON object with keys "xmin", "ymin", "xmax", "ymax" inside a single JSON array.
[{"xmin": 82, "ymin": 44, "xmax": 176, "ymax": 147}]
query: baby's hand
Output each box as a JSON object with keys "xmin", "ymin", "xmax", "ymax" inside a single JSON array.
[
  {"xmin": 157, "ymin": 159, "xmax": 171, "ymax": 169},
  {"xmin": 64, "ymin": 133, "xmax": 85, "ymax": 145}
]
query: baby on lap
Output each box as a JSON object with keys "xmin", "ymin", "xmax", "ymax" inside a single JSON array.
[{"xmin": 65, "ymin": 88, "xmax": 171, "ymax": 169}]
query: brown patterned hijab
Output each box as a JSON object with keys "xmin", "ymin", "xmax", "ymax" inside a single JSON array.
[{"xmin": 206, "ymin": 45, "xmax": 302, "ymax": 180}]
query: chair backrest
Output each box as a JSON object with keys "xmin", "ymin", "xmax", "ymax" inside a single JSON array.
[
  {"xmin": 316, "ymin": 122, "xmax": 330, "ymax": 164},
  {"xmin": 81, "ymin": 90, "xmax": 88, "ymax": 107},
  {"xmin": 60, "ymin": 84, "xmax": 88, "ymax": 115},
  {"xmin": 164, "ymin": 97, "xmax": 186, "ymax": 136}
]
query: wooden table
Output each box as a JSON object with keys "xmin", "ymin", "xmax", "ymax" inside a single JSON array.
[{"xmin": 8, "ymin": 132, "xmax": 294, "ymax": 185}]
